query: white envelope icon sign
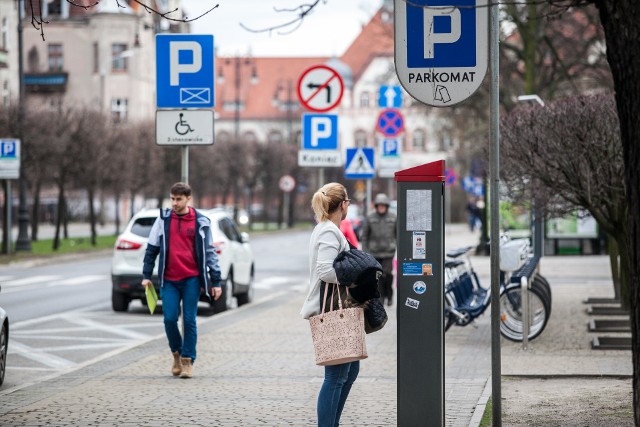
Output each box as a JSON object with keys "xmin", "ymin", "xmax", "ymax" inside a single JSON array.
[{"xmin": 180, "ymin": 87, "xmax": 211, "ymax": 104}]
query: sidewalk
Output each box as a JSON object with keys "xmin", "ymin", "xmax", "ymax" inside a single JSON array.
[{"xmin": 0, "ymin": 225, "xmax": 634, "ymax": 426}]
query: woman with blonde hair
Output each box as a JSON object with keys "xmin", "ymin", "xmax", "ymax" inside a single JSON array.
[{"xmin": 301, "ymin": 182, "xmax": 359, "ymax": 427}]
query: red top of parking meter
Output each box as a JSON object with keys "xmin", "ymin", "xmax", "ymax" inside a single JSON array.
[{"xmin": 394, "ymin": 160, "xmax": 445, "ymax": 182}]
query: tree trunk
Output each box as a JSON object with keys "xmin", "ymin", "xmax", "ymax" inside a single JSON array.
[
  {"xmin": 607, "ymin": 234, "xmax": 621, "ymax": 301},
  {"xmin": 31, "ymin": 180, "xmax": 42, "ymax": 241},
  {"xmin": 53, "ymin": 183, "xmax": 64, "ymax": 251},
  {"xmin": 87, "ymin": 187, "xmax": 97, "ymax": 246},
  {"xmin": 594, "ymin": 2, "xmax": 640, "ymax": 424},
  {"xmin": 62, "ymin": 195, "xmax": 68, "ymax": 240},
  {"xmin": 114, "ymin": 192, "xmax": 121, "ymax": 235}
]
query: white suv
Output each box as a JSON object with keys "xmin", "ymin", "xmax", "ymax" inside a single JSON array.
[{"xmin": 111, "ymin": 208, "xmax": 254, "ymax": 313}]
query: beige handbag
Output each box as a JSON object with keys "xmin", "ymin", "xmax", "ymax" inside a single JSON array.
[{"xmin": 309, "ymin": 283, "xmax": 368, "ymax": 366}]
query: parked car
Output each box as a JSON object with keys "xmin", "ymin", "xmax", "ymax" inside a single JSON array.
[
  {"xmin": 0, "ymin": 285, "xmax": 8, "ymax": 387},
  {"xmin": 111, "ymin": 208, "xmax": 255, "ymax": 314}
]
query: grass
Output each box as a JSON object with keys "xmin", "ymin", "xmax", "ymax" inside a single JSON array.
[
  {"xmin": 480, "ymin": 397, "xmax": 493, "ymax": 427},
  {"xmin": 1, "ymin": 235, "xmax": 117, "ymax": 264}
]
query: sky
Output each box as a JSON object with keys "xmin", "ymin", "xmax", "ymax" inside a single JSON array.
[{"xmin": 180, "ymin": 0, "xmax": 385, "ymax": 57}]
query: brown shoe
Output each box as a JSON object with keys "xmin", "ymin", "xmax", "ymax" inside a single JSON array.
[
  {"xmin": 171, "ymin": 351, "xmax": 182, "ymax": 376},
  {"xmin": 180, "ymin": 357, "xmax": 193, "ymax": 379}
]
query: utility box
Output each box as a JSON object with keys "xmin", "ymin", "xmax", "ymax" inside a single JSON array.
[{"xmin": 395, "ymin": 160, "xmax": 445, "ymax": 426}]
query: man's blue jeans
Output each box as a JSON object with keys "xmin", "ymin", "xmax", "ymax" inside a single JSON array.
[
  {"xmin": 317, "ymin": 361, "xmax": 360, "ymax": 427},
  {"xmin": 161, "ymin": 276, "xmax": 200, "ymax": 361}
]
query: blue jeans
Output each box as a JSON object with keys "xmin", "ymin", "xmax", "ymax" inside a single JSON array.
[
  {"xmin": 161, "ymin": 276, "xmax": 200, "ymax": 361},
  {"xmin": 317, "ymin": 361, "xmax": 360, "ymax": 427}
]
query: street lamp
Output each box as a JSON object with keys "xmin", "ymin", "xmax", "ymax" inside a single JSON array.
[
  {"xmin": 517, "ymin": 94, "xmax": 545, "ymax": 258},
  {"xmin": 15, "ymin": 0, "xmax": 31, "ymax": 252},
  {"xmin": 272, "ymin": 78, "xmax": 297, "ymax": 144},
  {"xmin": 218, "ymin": 56, "xmax": 258, "ymax": 140}
]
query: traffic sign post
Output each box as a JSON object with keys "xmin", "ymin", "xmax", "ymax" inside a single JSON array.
[
  {"xmin": 345, "ymin": 147, "xmax": 375, "ymax": 180},
  {"xmin": 156, "ymin": 34, "xmax": 214, "ymax": 109},
  {"xmin": 0, "ymin": 139, "xmax": 20, "ymax": 179},
  {"xmin": 376, "ymin": 108, "xmax": 405, "ymax": 137},
  {"xmin": 156, "ymin": 110, "xmax": 214, "ymax": 145},
  {"xmin": 297, "ymin": 65, "xmax": 344, "ymax": 112},
  {"xmin": 394, "ymin": 0, "xmax": 488, "ymax": 107},
  {"xmin": 379, "ymin": 85, "xmax": 403, "ymax": 108},
  {"xmin": 377, "ymin": 136, "xmax": 402, "ymax": 178}
]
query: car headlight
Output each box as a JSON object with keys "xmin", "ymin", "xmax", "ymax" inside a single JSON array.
[{"xmin": 238, "ymin": 214, "xmax": 249, "ymax": 225}]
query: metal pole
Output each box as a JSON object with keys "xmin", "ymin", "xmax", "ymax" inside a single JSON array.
[
  {"xmin": 15, "ymin": 0, "xmax": 31, "ymax": 252},
  {"xmin": 3, "ymin": 180, "xmax": 11, "ymax": 254},
  {"xmin": 181, "ymin": 146, "xmax": 189, "ymax": 184},
  {"xmin": 365, "ymin": 179, "xmax": 372, "ymax": 217},
  {"xmin": 489, "ymin": 0, "xmax": 502, "ymax": 424},
  {"xmin": 521, "ymin": 277, "xmax": 529, "ymax": 351}
]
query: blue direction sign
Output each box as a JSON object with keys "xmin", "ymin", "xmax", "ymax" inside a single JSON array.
[
  {"xmin": 156, "ymin": 34, "xmax": 214, "ymax": 108},
  {"xmin": 394, "ymin": 0, "xmax": 488, "ymax": 107},
  {"xmin": 378, "ymin": 85, "xmax": 403, "ymax": 108},
  {"xmin": 302, "ymin": 114, "xmax": 338, "ymax": 150},
  {"xmin": 345, "ymin": 147, "xmax": 375, "ymax": 179}
]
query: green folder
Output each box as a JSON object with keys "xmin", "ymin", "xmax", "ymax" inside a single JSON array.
[{"xmin": 145, "ymin": 284, "xmax": 158, "ymax": 314}]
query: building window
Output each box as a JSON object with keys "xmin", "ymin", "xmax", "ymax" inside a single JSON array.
[
  {"xmin": 354, "ymin": 130, "xmax": 367, "ymax": 147},
  {"xmin": 48, "ymin": 44, "xmax": 63, "ymax": 71},
  {"xmin": 28, "ymin": 46, "xmax": 39, "ymax": 72},
  {"xmin": 216, "ymin": 131, "xmax": 231, "ymax": 144},
  {"xmin": 412, "ymin": 129, "xmax": 426, "ymax": 151},
  {"xmin": 241, "ymin": 131, "xmax": 257, "ymax": 144},
  {"xmin": 2, "ymin": 17, "xmax": 8, "ymax": 50},
  {"xmin": 111, "ymin": 98, "xmax": 128, "ymax": 122},
  {"xmin": 2, "ymin": 81, "xmax": 9, "ymax": 107},
  {"xmin": 46, "ymin": 0, "xmax": 62, "ymax": 16},
  {"xmin": 111, "ymin": 44, "xmax": 128, "ymax": 72},
  {"xmin": 267, "ymin": 130, "xmax": 283, "ymax": 144},
  {"xmin": 93, "ymin": 42, "xmax": 99, "ymax": 74},
  {"xmin": 359, "ymin": 92, "xmax": 370, "ymax": 108}
]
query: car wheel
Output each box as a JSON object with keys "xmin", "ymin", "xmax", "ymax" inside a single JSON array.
[
  {"xmin": 236, "ymin": 266, "xmax": 255, "ymax": 306},
  {"xmin": 112, "ymin": 291, "xmax": 130, "ymax": 312},
  {"xmin": 212, "ymin": 276, "xmax": 233, "ymax": 314},
  {"xmin": 0, "ymin": 321, "xmax": 7, "ymax": 387}
]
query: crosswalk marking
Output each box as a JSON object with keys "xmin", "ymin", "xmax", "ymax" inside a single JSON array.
[{"xmin": 1, "ymin": 274, "xmax": 109, "ymax": 294}]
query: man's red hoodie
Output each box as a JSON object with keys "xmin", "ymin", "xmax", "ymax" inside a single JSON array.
[{"xmin": 164, "ymin": 207, "xmax": 200, "ymax": 281}]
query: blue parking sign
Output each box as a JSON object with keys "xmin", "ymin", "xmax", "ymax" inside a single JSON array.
[
  {"xmin": 302, "ymin": 114, "xmax": 338, "ymax": 150},
  {"xmin": 156, "ymin": 34, "xmax": 214, "ymax": 108},
  {"xmin": 406, "ymin": 0, "xmax": 476, "ymax": 68}
]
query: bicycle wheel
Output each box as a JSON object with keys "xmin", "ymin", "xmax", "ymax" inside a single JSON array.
[
  {"xmin": 499, "ymin": 285, "xmax": 550, "ymax": 341},
  {"xmin": 532, "ymin": 275, "xmax": 552, "ymax": 316},
  {"xmin": 444, "ymin": 293, "xmax": 455, "ymax": 332}
]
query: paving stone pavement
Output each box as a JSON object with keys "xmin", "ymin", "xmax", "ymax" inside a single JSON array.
[{"xmin": 0, "ymin": 224, "xmax": 633, "ymax": 426}]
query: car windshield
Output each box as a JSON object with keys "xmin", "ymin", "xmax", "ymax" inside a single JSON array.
[{"xmin": 130, "ymin": 217, "xmax": 156, "ymax": 238}]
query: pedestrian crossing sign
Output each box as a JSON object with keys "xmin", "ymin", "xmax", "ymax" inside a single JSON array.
[{"xmin": 345, "ymin": 147, "xmax": 375, "ymax": 179}]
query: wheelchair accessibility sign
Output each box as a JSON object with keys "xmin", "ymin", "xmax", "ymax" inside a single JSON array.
[
  {"xmin": 156, "ymin": 110, "xmax": 214, "ymax": 145},
  {"xmin": 156, "ymin": 34, "xmax": 214, "ymax": 108},
  {"xmin": 394, "ymin": 0, "xmax": 488, "ymax": 107}
]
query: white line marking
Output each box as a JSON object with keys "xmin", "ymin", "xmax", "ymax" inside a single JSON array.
[
  {"xmin": 9, "ymin": 341, "xmax": 76, "ymax": 369},
  {"xmin": 2, "ymin": 275, "xmax": 59, "ymax": 287}
]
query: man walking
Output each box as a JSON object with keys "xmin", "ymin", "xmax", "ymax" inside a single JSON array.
[
  {"xmin": 360, "ymin": 193, "xmax": 397, "ymax": 306},
  {"xmin": 141, "ymin": 182, "xmax": 223, "ymax": 379}
]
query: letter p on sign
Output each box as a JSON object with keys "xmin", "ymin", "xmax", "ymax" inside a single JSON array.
[
  {"xmin": 424, "ymin": 7, "xmax": 461, "ymax": 59},
  {"xmin": 311, "ymin": 116, "xmax": 332, "ymax": 147},
  {"xmin": 170, "ymin": 41, "xmax": 202, "ymax": 86}
]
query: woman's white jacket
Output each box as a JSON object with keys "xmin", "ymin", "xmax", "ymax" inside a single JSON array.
[{"xmin": 300, "ymin": 220, "xmax": 349, "ymax": 319}]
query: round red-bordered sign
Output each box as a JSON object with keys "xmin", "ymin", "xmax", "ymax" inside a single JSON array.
[
  {"xmin": 297, "ymin": 65, "xmax": 344, "ymax": 112},
  {"xmin": 376, "ymin": 108, "xmax": 405, "ymax": 137}
]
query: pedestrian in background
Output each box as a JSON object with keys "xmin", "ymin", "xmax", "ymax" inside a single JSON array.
[
  {"xmin": 301, "ymin": 182, "xmax": 360, "ymax": 427},
  {"xmin": 360, "ymin": 193, "xmax": 397, "ymax": 306},
  {"xmin": 141, "ymin": 182, "xmax": 223, "ymax": 379}
]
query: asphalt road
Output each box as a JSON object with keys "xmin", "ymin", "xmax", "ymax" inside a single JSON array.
[{"xmin": 0, "ymin": 228, "xmax": 312, "ymax": 392}]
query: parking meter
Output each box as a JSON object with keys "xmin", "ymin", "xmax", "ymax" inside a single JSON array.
[{"xmin": 395, "ymin": 160, "xmax": 445, "ymax": 426}]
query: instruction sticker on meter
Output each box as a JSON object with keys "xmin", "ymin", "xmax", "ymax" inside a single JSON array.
[
  {"xmin": 412, "ymin": 231, "xmax": 426, "ymax": 259},
  {"xmin": 402, "ymin": 262, "xmax": 434, "ymax": 276}
]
